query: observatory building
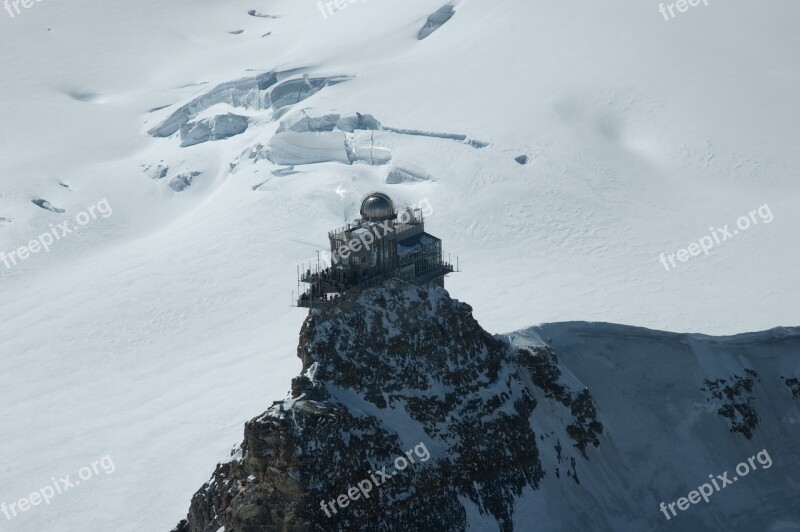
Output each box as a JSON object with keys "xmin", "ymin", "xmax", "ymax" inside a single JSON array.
[{"xmin": 296, "ymin": 192, "xmax": 455, "ymax": 308}]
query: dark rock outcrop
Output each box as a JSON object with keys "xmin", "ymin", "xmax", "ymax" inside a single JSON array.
[
  {"xmin": 783, "ymin": 377, "xmax": 800, "ymax": 399},
  {"xmin": 517, "ymin": 346, "xmax": 602, "ymax": 458},
  {"xmin": 701, "ymin": 370, "xmax": 760, "ymax": 438}
]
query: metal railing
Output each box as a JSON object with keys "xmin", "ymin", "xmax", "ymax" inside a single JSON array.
[{"xmin": 295, "ymin": 262, "xmax": 454, "ymax": 308}]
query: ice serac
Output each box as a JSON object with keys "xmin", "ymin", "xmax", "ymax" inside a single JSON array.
[
  {"xmin": 385, "ymin": 166, "xmax": 433, "ymax": 184},
  {"xmin": 265, "ymin": 131, "xmax": 351, "ymax": 165},
  {"xmin": 148, "ymin": 75, "xmax": 271, "ymax": 138},
  {"xmin": 31, "ymin": 199, "xmax": 65, "ymax": 213},
  {"xmin": 269, "ymin": 75, "xmax": 351, "ymax": 112},
  {"xmin": 172, "ymin": 279, "xmax": 601, "ymax": 532},
  {"xmin": 169, "ymin": 171, "xmax": 201, "ymax": 192},
  {"xmin": 418, "ymin": 4, "xmax": 455, "ymax": 40},
  {"xmin": 147, "ymin": 72, "xmax": 349, "ymax": 138},
  {"xmin": 263, "ymin": 130, "xmax": 391, "ymax": 166},
  {"xmin": 180, "ymin": 114, "xmax": 249, "ymax": 147}
]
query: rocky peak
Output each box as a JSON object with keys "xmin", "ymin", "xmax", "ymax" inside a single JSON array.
[{"xmin": 173, "ymin": 279, "xmax": 601, "ymax": 532}]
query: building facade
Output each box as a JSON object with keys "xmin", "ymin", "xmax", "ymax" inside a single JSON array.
[{"xmin": 297, "ymin": 192, "xmax": 454, "ymax": 307}]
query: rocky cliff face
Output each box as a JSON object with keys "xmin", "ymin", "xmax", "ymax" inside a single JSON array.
[
  {"xmin": 173, "ymin": 282, "xmax": 800, "ymax": 531},
  {"xmin": 173, "ymin": 279, "xmax": 601, "ymax": 532}
]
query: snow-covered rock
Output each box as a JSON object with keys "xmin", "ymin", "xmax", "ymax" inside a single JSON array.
[{"xmin": 174, "ymin": 281, "xmax": 800, "ymax": 531}]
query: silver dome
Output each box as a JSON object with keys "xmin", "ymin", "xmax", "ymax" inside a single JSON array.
[{"xmin": 360, "ymin": 192, "xmax": 397, "ymax": 221}]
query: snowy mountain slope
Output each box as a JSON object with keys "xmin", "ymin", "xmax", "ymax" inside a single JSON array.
[
  {"xmin": 0, "ymin": 0, "xmax": 798, "ymax": 530},
  {"xmin": 510, "ymin": 322, "xmax": 800, "ymax": 531}
]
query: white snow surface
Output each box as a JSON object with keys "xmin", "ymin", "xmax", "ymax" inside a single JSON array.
[{"xmin": 0, "ymin": 0, "xmax": 798, "ymax": 530}]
